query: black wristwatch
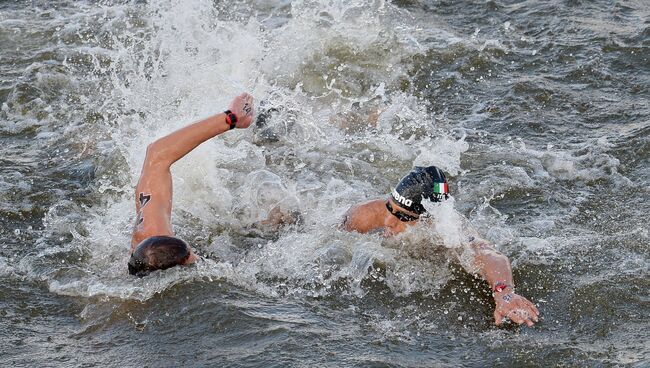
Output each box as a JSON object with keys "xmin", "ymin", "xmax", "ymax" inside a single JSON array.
[{"xmin": 224, "ymin": 110, "xmax": 238, "ymax": 130}]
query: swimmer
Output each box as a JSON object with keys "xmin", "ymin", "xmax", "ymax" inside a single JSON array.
[
  {"xmin": 128, "ymin": 93, "xmax": 255, "ymax": 276},
  {"xmin": 341, "ymin": 166, "xmax": 540, "ymax": 327}
]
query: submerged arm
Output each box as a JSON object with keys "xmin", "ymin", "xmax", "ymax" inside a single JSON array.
[{"xmin": 472, "ymin": 240, "xmax": 515, "ymax": 293}]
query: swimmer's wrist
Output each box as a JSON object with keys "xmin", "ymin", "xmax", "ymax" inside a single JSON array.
[
  {"xmin": 223, "ymin": 110, "xmax": 238, "ymax": 130},
  {"xmin": 492, "ymin": 281, "xmax": 514, "ymax": 298}
]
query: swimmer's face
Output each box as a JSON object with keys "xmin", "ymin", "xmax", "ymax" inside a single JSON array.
[{"xmin": 384, "ymin": 198, "xmax": 420, "ymax": 236}]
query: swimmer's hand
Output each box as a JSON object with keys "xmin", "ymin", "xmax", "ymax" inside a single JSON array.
[
  {"xmin": 256, "ymin": 205, "xmax": 302, "ymax": 229},
  {"xmin": 493, "ymin": 291, "xmax": 540, "ymax": 327},
  {"xmin": 229, "ymin": 93, "xmax": 255, "ymax": 129}
]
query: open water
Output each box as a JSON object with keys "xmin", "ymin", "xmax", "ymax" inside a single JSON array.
[{"xmin": 1, "ymin": 0, "xmax": 648, "ymax": 367}]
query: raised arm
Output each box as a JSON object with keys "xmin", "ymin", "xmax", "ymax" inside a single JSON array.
[
  {"xmin": 470, "ymin": 238, "xmax": 540, "ymax": 327},
  {"xmin": 130, "ymin": 93, "xmax": 254, "ymax": 249},
  {"xmin": 143, "ymin": 93, "xmax": 254, "ymax": 168}
]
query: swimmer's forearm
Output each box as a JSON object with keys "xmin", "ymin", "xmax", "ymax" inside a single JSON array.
[
  {"xmin": 473, "ymin": 248, "xmax": 515, "ymax": 295},
  {"xmin": 146, "ymin": 113, "xmax": 231, "ymax": 167},
  {"xmin": 475, "ymin": 246, "xmax": 539, "ymax": 326}
]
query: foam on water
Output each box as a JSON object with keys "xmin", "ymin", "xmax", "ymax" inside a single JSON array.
[{"xmin": 0, "ymin": 256, "xmax": 12, "ymax": 277}]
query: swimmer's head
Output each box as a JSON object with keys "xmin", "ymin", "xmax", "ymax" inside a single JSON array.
[
  {"xmin": 390, "ymin": 166, "xmax": 449, "ymax": 215},
  {"xmin": 128, "ymin": 236, "xmax": 191, "ymax": 277}
]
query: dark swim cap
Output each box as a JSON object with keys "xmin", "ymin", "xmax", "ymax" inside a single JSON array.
[
  {"xmin": 128, "ymin": 236, "xmax": 191, "ymax": 277},
  {"xmin": 390, "ymin": 166, "xmax": 449, "ymax": 214}
]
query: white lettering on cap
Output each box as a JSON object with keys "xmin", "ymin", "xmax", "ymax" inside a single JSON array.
[{"xmin": 392, "ymin": 189, "xmax": 413, "ymax": 207}]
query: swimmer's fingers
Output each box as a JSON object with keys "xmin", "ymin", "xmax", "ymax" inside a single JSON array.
[
  {"xmin": 516, "ymin": 295, "xmax": 540, "ymax": 321},
  {"xmin": 517, "ymin": 304, "xmax": 539, "ymax": 327},
  {"xmin": 494, "ymin": 310, "xmax": 504, "ymax": 326},
  {"xmin": 494, "ymin": 307, "xmax": 523, "ymax": 326},
  {"xmin": 507, "ymin": 309, "xmax": 533, "ymax": 326},
  {"xmin": 494, "ymin": 293, "xmax": 539, "ymax": 327},
  {"xmin": 531, "ymin": 301, "xmax": 540, "ymax": 317},
  {"xmin": 495, "ymin": 307, "xmax": 528, "ymax": 327},
  {"xmin": 506, "ymin": 309, "xmax": 526, "ymax": 326}
]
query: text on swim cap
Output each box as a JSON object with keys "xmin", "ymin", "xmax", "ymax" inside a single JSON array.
[{"xmin": 392, "ymin": 189, "xmax": 413, "ymax": 207}]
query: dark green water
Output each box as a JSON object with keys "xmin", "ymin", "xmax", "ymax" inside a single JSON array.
[{"xmin": 1, "ymin": 0, "xmax": 648, "ymax": 367}]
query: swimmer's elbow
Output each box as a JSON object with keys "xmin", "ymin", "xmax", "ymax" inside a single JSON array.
[{"xmin": 145, "ymin": 141, "xmax": 172, "ymax": 168}]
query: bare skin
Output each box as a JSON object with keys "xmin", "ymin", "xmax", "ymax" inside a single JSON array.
[
  {"xmin": 130, "ymin": 93, "xmax": 255, "ymax": 265},
  {"xmin": 342, "ymin": 197, "xmax": 540, "ymax": 327},
  {"xmin": 256, "ymin": 205, "xmax": 300, "ymax": 229}
]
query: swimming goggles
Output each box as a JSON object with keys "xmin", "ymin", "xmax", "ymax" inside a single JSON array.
[{"xmin": 385, "ymin": 201, "xmax": 419, "ymax": 222}]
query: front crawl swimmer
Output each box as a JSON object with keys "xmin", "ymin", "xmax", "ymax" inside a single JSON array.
[
  {"xmin": 341, "ymin": 166, "xmax": 540, "ymax": 327},
  {"xmin": 127, "ymin": 93, "xmax": 254, "ymax": 276}
]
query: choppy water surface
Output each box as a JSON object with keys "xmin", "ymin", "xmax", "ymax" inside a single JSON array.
[{"xmin": 1, "ymin": 0, "xmax": 648, "ymax": 366}]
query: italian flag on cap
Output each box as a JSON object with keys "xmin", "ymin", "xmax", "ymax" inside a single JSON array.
[{"xmin": 433, "ymin": 182, "xmax": 448, "ymax": 194}]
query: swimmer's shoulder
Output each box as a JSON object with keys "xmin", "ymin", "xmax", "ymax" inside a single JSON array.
[{"xmin": 341, "ymin": 199, "xmax": 385, "ymax": 233}]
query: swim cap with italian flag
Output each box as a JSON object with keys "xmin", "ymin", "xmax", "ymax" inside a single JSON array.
[{"xmin": 391, "ymin": 166, "xmax": 450, "ymax": 214}]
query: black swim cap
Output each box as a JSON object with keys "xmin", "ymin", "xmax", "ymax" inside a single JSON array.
[
  {"xmin": 128, "ymin": 236, "xmax": 191, "ymax": 277},
  {"xmin": 390, "ymin": 166, "xmax": 449, "ymax": 215}
]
